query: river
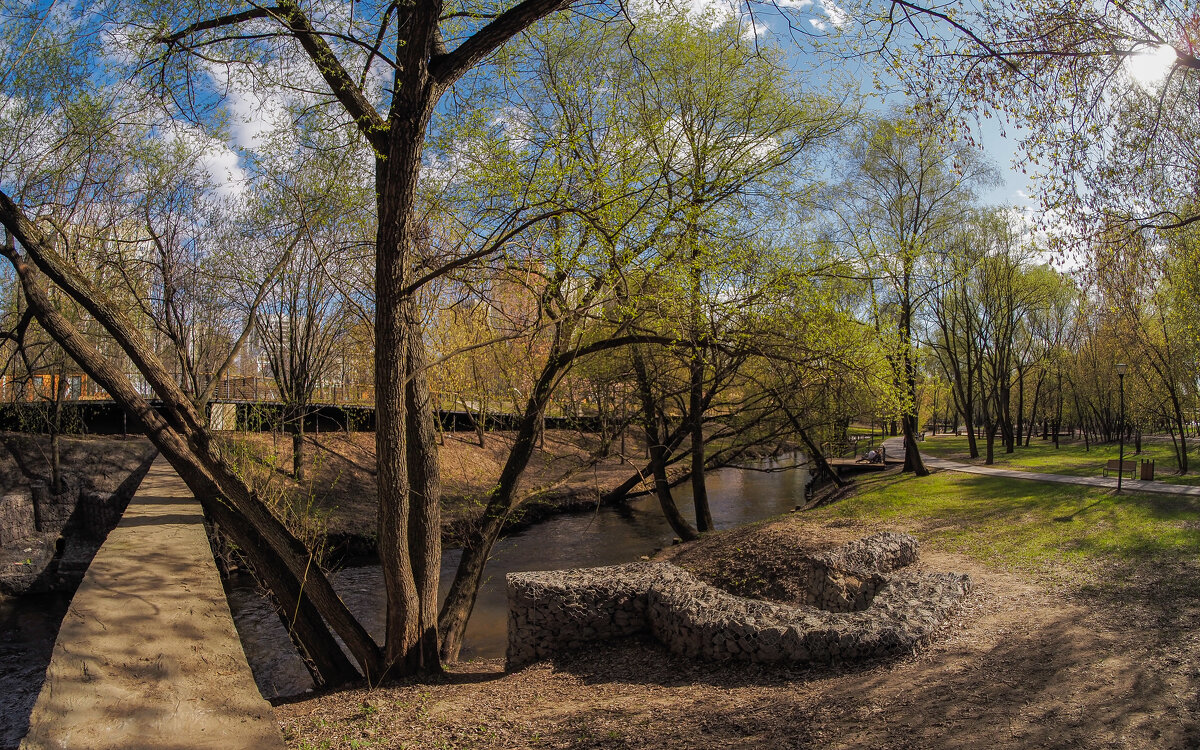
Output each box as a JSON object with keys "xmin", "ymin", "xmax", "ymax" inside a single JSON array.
[
  {"xmin": 0, "ymin": 592, "xmax": 72, "ymax": 749},
  {"xmin": 228, "ymin": 455, "xmax": 811, "ymax": 699}
]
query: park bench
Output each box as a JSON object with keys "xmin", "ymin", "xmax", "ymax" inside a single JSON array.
[{"xmin": 1103, "ymin": 459, "xmax": 1136, "ymax": 478}]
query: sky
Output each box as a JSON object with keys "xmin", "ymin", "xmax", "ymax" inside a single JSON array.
[{"xmin": 18, "ymin": 0, "xmax": 1175, "ymax": 232}]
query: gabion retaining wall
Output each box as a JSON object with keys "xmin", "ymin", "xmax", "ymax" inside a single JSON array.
[
  {"xmin": 0, "ymin": 490, "xmax": 33, "ymax": 547},
  {"xmin": 506, "ymin": 532, "xmax": 970, "ymax": 669}
]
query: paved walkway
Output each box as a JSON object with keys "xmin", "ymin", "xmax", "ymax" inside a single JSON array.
[
  {"xmin": 22, "ymin": 458, "xmax": 285, "ymax": 750},
  {"xmin": 882, "ymin": 436, "xmax": 1200, "ymax": 498}
]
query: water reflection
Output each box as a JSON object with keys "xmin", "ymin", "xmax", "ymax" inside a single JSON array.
[
  {"xmin": 0, "ymin": 593, "xmax": 71, "ymax": 750},
  {"xmin": 228, "ymin": 455, "xmax": 809, "ymax": 698}
]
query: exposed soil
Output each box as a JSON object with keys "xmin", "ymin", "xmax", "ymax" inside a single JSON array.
[
  {"xmin": 222, "ymin": 430, "xmax": 666, "ymax": 549},
  {"xmin": 660, "ymin": 521, "xmax": 864, "ymax": 605},
  {"xmin": 0, "ymin": 433, "xmax": 155, "ymax": 498},
  {"xmin": 0, "ymin": 434, "xmax": 158, "ymax": 588},
  {"xmin": 274, "ymin": 511, "xmax": 1200, "ymax": 749}
]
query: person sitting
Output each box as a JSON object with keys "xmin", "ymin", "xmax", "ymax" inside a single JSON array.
[{"xmin": 857, "ymin": 448, "xmax": 879, "ymax": 464}]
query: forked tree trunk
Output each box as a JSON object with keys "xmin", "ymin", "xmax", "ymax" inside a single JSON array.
[{"xmin": 632, "ymin": 349, "xmax": 698, "ymax": 542}]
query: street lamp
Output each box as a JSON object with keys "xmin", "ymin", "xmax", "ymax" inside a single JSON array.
[{"xmin": 1116, "ymin": 363, "xmax": 1128, "ymax": 494}]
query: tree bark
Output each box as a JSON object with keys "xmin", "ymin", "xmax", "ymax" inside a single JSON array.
[
  {"xmin": 404, "ymin": 304, "xmax": 443, "ymax": 672},
  {"xmin": 689, "ymin": 354, "xmax": 712, "ymax": 532},
  {"xmin": 632, "ymin": 349, "xmax": 698, "ymax": 542}
]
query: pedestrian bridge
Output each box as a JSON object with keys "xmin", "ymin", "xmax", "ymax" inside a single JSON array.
[{"xmin": 21, "ymin": 457, "xmax": 284, "ymax": 750}]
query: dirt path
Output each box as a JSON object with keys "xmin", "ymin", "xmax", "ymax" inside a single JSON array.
[{"xmin": 274, "ymin": 517, "xmax": 1200, "ymax": 749}]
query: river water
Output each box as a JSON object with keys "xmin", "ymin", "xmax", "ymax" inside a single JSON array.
[
  {"xmin": 228, "ymin": 455, "xmax": 811, "ymax": 699},
  {"xmin": 0, "ymin": 592, "xmax": 72, "ymax": 750}
]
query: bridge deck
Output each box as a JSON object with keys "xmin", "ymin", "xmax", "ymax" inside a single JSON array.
[
  {"xmin": 21, "ymin": 457, "xmax": 284, "ymax": 750},
  {"xmin": 827, "ymin": 458, "xmax": 897, "ymax": 472}
]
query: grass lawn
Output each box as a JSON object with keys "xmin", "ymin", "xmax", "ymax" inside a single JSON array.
[
  {"xmin": 810, "ymin": 468, "xmax": 1200, "ymax": 580},
  {"xmin": 846, "ymin": 423, "xmax": 885, "ymax": 438},
  {"xmin": 917, "ymin": 433, "xmax": 1200, "ymax": 486}
]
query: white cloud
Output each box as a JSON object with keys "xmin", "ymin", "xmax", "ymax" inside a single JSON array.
[
  {"xmin": 818, "ymin": 0, "xmax": 849, "ymax": 27},
  {"xmin": 159, "ymin": 120, "xmax": 248, "ymax": 201},
  {"xmin": 809, "ymin": 18, "xmax": 828, "ymax": 30},
  {"xmin": 742, "ymin": 19, "xmax": 771, "ymax": 40},
  {"xmin": 627, "ymin": 0, "xmax": 745, "ymax": 28},
  {"xmin": 204, "ymin": 64, "xmax": 290, "ymax": 152}
]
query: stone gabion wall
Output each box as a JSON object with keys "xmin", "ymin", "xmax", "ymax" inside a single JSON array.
[
  {"xmin": 506, "ymin": 533, "xmax": 971, "ymax": 670},
  {"xmin": 507, "ymin": 563, "xmax": 686, "ymax": 667},
  {"xmin": 0, "ymin": 484, "xmax": 123, "ymax": 546},
  {"xmin": 0, "ymin": 490, "xmax": 34, "ymax": 546},
  {"xmin": 647, "ymin": 569, "xmax": 971, "ymax": 664},
  {"xmin": 31, "ymin": 483, "xmax": 76, "ymax": 534},
  {"xmin": 819, "ymin": 531, "xmax": 919, "ymax": 574}
]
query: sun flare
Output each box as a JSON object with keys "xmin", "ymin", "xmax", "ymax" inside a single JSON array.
[{"xmin": 1126, "ymin": 43, "xmax": 1178, "ymax": 89}]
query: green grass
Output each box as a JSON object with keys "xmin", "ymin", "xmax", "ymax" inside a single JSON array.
[
  {"xmin": 847, "ymin": 424, "xmax": 884, "ymax": 438},
  {"xmin": 917, "ymin": 433, "xmax": 1200, "ymax": 486},
  {"xmin": 809, "ymin": 469, "xmax": 1200, "ymax": 578}
]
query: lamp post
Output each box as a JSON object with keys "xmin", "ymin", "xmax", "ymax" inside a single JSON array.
[{"xmin": 1116, "ymin": 363, "xmax": 1127, "ymax": 494}]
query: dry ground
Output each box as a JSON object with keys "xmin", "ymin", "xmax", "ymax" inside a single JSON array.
[
  {"xmin": 274, "ymin": 511, "xmax": 1200, "ymax": 749},
  {"xmin": 0, "ymin": 433, "xmax": 154, "ymax": 497}
]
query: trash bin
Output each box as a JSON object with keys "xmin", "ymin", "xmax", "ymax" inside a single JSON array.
[{"xmin": 1140, "ymin": 459, "xmax": 1155, "ymax": 480}]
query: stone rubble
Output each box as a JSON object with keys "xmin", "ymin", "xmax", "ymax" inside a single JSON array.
[{"xmin": 506, "ymin": 532, "xmax": 970, "ymax": 669}]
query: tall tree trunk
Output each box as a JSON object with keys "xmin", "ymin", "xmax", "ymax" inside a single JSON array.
[
  {"xmin": 1054, "ymin": 371, "xmax": 1063, "ymax": 449},
  {"xmin": 404, "ymin": 306, "xmax": 442, "ymax": 672},
  {"xmin": 1000, "ymin": 382, "xmax": 1015, "ymax": 454},
  {"xmin": 1015, "ymin": 368, "xmax": 1025, "ymax": 449},
  {"xmin": 687, "ymin": 228, "xmax": 712, "ymax": 532},
  {"xmin": 373, "ymin": 77, "xmax": 441, "ymax": 673},
  {"xmin": 1074, "ymin": 392, "xmax": 1089, "ymax": 451},
  {"xmin": 1024, "ymin": 374, "xmax": 1042, "ymax": 447},
  {"xmin": 983, "ymin": 417, "xmax": 996, "ymax": 464},
  {"xmin": 292, "ymin": 414, "xmax": 305, "ymax": 481},
  {"xmin": 689, "ymin": 354, "xmax": 712, "ymax": 532},
  {"xmin": 899, "ymin": 307, "xmax": 929, "ymax": 476}
]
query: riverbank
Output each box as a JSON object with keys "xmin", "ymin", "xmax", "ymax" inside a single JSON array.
[
  {"xmin": 275, "ymin": 466, "xmax": 1200, "ymax": 749},
  {"xmin": 222, "ymin": 430, "xmax": 787, "ymax": 555}
]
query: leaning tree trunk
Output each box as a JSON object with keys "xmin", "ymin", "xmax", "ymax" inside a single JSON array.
[
  {"xmin": 0, "ymin": 242, "xmax": 372, "ymax": 687},
  {"xmin": 772, "ymin": 391, "xmax": 846, "ymax": 489},
  {"xmin": 438, "ymin": 355, "xmax": 560, "ymax": 662}
]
